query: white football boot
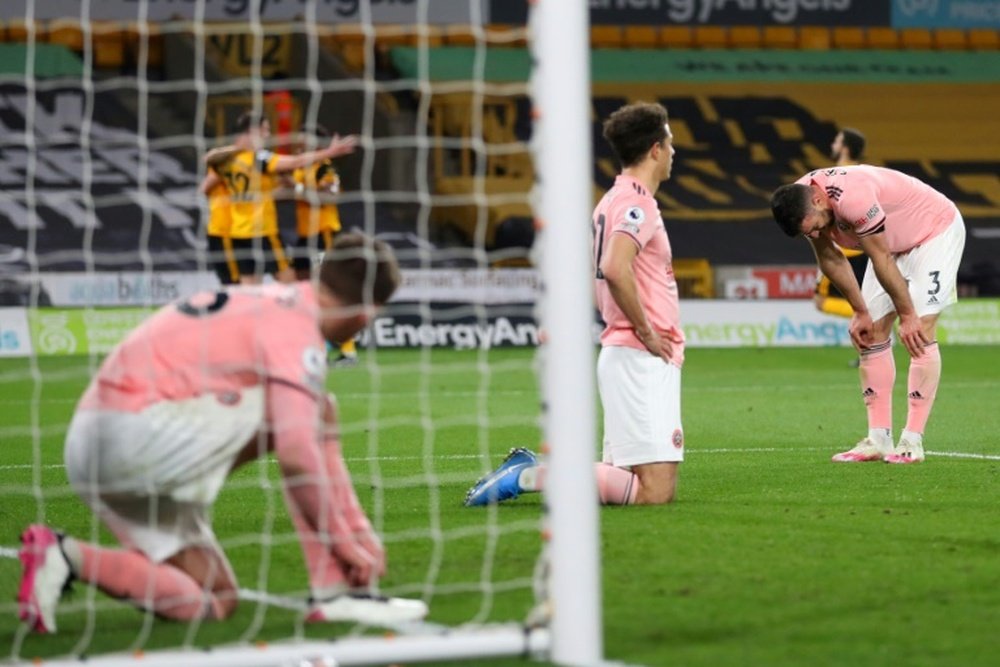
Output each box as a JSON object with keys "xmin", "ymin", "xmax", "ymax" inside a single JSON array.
[
  {"xmin": 305, "ymin": 593, "xmax": 429, "ymax": 626},
  {"xmin": 831, "ymin": 436, "xmax": 894, "ymax": 463},
  {"xmin": 884, "ymin": 438, "xmax": 925, "ymax": 464}
]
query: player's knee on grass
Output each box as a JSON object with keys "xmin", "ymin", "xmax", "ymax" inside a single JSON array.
[
  {"xmin": 632, "ymin": 462, "xmax": 678, "ymax": 505},
  {"xmin": 166, "ymin": 546, "xmax": 240, "ymax": 619}
]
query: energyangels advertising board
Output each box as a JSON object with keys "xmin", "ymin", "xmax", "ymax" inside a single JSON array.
[{"xmin": 7, "ymin": 300, "xmax": 999, "ymax": 357}]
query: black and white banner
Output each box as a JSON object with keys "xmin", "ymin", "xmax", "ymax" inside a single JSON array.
[{"xmin": 0, "ymin": 84, "xmax": 202, "ymax": 272}]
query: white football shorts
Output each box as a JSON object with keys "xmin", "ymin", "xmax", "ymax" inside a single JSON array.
[
  {"xmin": 64, "ymin": 386, "xmax": 264, "ymax": 562},
  {"xmin": 862, "ymin": 212, "xmax": 966, "ymax": 322},
  {"xmin": 597, "ymin": 345, "xmax": 684, "ymax": 468}
]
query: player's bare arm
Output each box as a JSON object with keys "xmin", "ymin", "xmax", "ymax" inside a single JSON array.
[
  {"xmin": 600, "ymin": 233, "xmax": 677, "ymax": 362},
  {"xmin": 319, "ymin": 395, "xmax": 386, "ymax": 577},
  {"xmin": 271, "ymin": 135, "xmax": 358, "ymax": 174},
  {"xmin": 810, "ymin": 233, "xmax": 873, "ymax": 349},
  {"xmin": 271, "ymin": 386, "xmax": 381, "ymax": 587},
  {"xmin": 858, "ymin": 230, "xmax": 929, "ymax": 358},
  {"xmin": 204, "ymin": 145, "xmax": 241, "ymax": 168},
  {"xmin": 811, "ymin": 234, "xmax": 867, "ymax": 313},
  {"xmin": 199, "ymin": 171, "xmax": 222, "ymax": 195}
]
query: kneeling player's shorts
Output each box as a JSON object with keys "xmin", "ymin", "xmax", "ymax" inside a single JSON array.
[
  {"xmin": 862, "ymin": 212, "xmax": 966, "ymax": 322},
  {"xmin": 229, "ymin": 234, "xmax": 290, "ymax": 278},
  {"xmin": 64, "ymin": 387, "xmax": 264, "ymax": 562},
  {"xmin": 597, "ymin": 345, "xmax": 684, "ymax": 468}
]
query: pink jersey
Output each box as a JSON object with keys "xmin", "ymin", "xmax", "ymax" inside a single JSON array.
[
  {"xmin": 80, "ymin": 282, "xmax": 327, "ymax": 416},
  {"xmin": 593, "ymin": 174, "xmax": 684, "ymax": 366},
  {"xmin": 798, "ymin": 165, "xmax": 958, "ymax": 253}
]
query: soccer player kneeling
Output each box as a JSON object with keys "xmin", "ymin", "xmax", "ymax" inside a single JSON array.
[{"xmin": 17, "ymin": 233, "xmax": 427, "ymax": 633}]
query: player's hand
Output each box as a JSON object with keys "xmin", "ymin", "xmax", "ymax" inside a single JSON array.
[
  {"xmin": 897, "ymin": 313, "xmax": 929, "ymax": 358},
  {"xmin": 849, "ymin": 311, "xmax": 874, "ymax": 351},
  {"xmin": 327, "ymin": 134, "xmax": 358, "ymax": 158},
  {"xmin": 638, "ymin": 327, "xmax": 681, "ymax": 363},
  {"xmin": 334, "ymin": 539, "xmax": 381, "ymax": 588},
  {"xmin": 356, "ymin": 531, "xmax": 386, "ymax": 579}
]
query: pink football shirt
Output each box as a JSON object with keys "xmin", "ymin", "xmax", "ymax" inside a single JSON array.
[
  {"xmin": 798, "ymin": 165, "xmax": 958, "ymax": 253},
  {"xmin": 593, "ymin": 174, "xmax": 684, "ymax": 366},
  {"xmin": 80, "ymin": 282, "xmax": 327, "ymax": 416}
]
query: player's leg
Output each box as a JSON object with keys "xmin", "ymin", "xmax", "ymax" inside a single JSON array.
[
  {"xmin": 60, "ymin": 504, "xmax": 240, "ymax": 620},
  {"xmin": 232, "ymin": 238, "xmax": 263, "ymax": 285},
  {"xmin": 292, "ymin": 235, "xmax": 314, "ymax": 281},
  {"xmin": 207, "ymin": 234, "xmax": 240, "ymax": 285},
  {"xmin": 885, "ymin": 214, "xmax": 964, "ymax": 464},
  {"xmin": 464, "ymin": 346, "xmax": 682, "ymax": 507},
  {"xmin": 19, "ymin": 397, "xmax": 265, "ymax": 631},
  {"xmin": 268, "ymin": 233, "xmax": 296, "ymax": 284},
  {"xmin": 19, "ymin": 503, "xmax": 239, "ymax": 633},
  {"xmin": 834, "ymin": 263, "xmax": 896, "ymax": 462},
  {"xmin": 596, "ymin": 346, "xmax": 682, "ymax": 504}
]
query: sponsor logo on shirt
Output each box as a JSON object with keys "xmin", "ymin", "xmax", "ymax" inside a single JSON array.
[{"xmin": 855, "ymin": 204, "xmax": 882, "ymax": 226}]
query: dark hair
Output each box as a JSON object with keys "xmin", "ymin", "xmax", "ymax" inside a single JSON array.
[
  {"xmin": 602, "ymin": 102, "xmax": 669, "ymax": 168},
  {"xmin": 770, "ymin": 183, "xmax": 812, "ymax": 237},
  {"xmin": 840, "ymin": 127, "xmax": 866, "ymax": 160},
  {"xmin": 234, "ymin": 111, "xmax": 266, "ymax": 134},
  {"xmin": 318, "ymin": 232, "xmax": 400, "ymax": 306}
]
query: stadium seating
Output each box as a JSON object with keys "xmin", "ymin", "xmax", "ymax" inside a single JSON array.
[
  {"xmin": 623, "ymin": 25, "xmax": 658, "ymax": 49},
  {"xmin": 933, "ymin": 29, "xmax": 967, "ymax": 50},
  {"xmin": 968, "ymin": 29, "xmax": 1000, "ymax": 50},
  {"xmin": 832, "ymin": 27, "xmax": 866, "ymax": 49},
  {"xmin": 659, "ymin": 26, "xmax": 694, "ymax": 49},
  {"xmin": 673, "ymin": 259, "xmax": 715, "ymax": 298},
  {"xmin": 762, "ymin": 26, "xmax": 798, "ymax": 49},
  {"xmin": 729, "ymin": 27, "xmax": 762, "ymax": 49},
  {"xmin": 693, "ymin": 26, "xmax": 728, "ymax": 49}
]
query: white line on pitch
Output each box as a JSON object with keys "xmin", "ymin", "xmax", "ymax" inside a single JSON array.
[{"xmin": 4, "ymin": 447, "xmax": 1000, "ymax": 472}]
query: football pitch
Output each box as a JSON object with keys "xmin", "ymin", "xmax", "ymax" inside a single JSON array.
[{"xmin": 2, "ymin": 346, "xmax": 999, "ymax": 667}]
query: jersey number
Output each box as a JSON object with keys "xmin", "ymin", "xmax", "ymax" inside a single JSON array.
[
  {"xmin": 222, "ymin": 170, "xmax": 251, "ymax": 200},
  {"xmin": 177, "ymin": 292, "xmax": 229, "ymax": 317},
  {"xmin": 593, "ymin": 214, "xmax": 606, "ymax": 279},
  {"xmin": 928, "ymin": 271, "xmax": 941, "ymax": 295}
]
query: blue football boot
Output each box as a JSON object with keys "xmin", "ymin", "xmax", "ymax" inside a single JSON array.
[{"xmin": 463, "ymin": 448, "xmax": 538, "ymax": 507}]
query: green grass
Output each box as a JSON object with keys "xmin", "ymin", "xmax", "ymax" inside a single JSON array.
[{"xmin": 1, "ymin": 346, "xmax": 999, "ymax": 666}]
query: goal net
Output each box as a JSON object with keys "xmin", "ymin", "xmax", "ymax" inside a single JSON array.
[{"xmin": 0, "ymin": 1, "xmax": 599, "ymax": 665}]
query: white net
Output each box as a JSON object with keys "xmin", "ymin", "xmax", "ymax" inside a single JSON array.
[{"xmin": 0, "ymin": 1, "xmax": 596, "ymax": 664}]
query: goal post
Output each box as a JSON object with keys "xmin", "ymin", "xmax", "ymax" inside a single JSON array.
[
  {"xmin": 0, "ymin": 0, "xmax": 602, "ymax": 665},
  {"xmin": 532, "ymin": 0, "xmax": 604, "ymax": 665}
]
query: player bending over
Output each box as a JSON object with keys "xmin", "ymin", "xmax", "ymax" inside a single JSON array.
[
  {"xmin": 771, "ymin": 165, "xmax": 966, "ymax": 464},
  {"xmin": 17, "ymin": 233, "xmax": 427, "ymax": 633},
  {"xmin": 465, "ymin": 102, "xmax": 685, "ymax": 507}
]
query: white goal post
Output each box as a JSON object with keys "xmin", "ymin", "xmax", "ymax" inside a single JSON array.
[{"xmin": 1, "ymin": 0, "xmax": 601, "ymax": 664}]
